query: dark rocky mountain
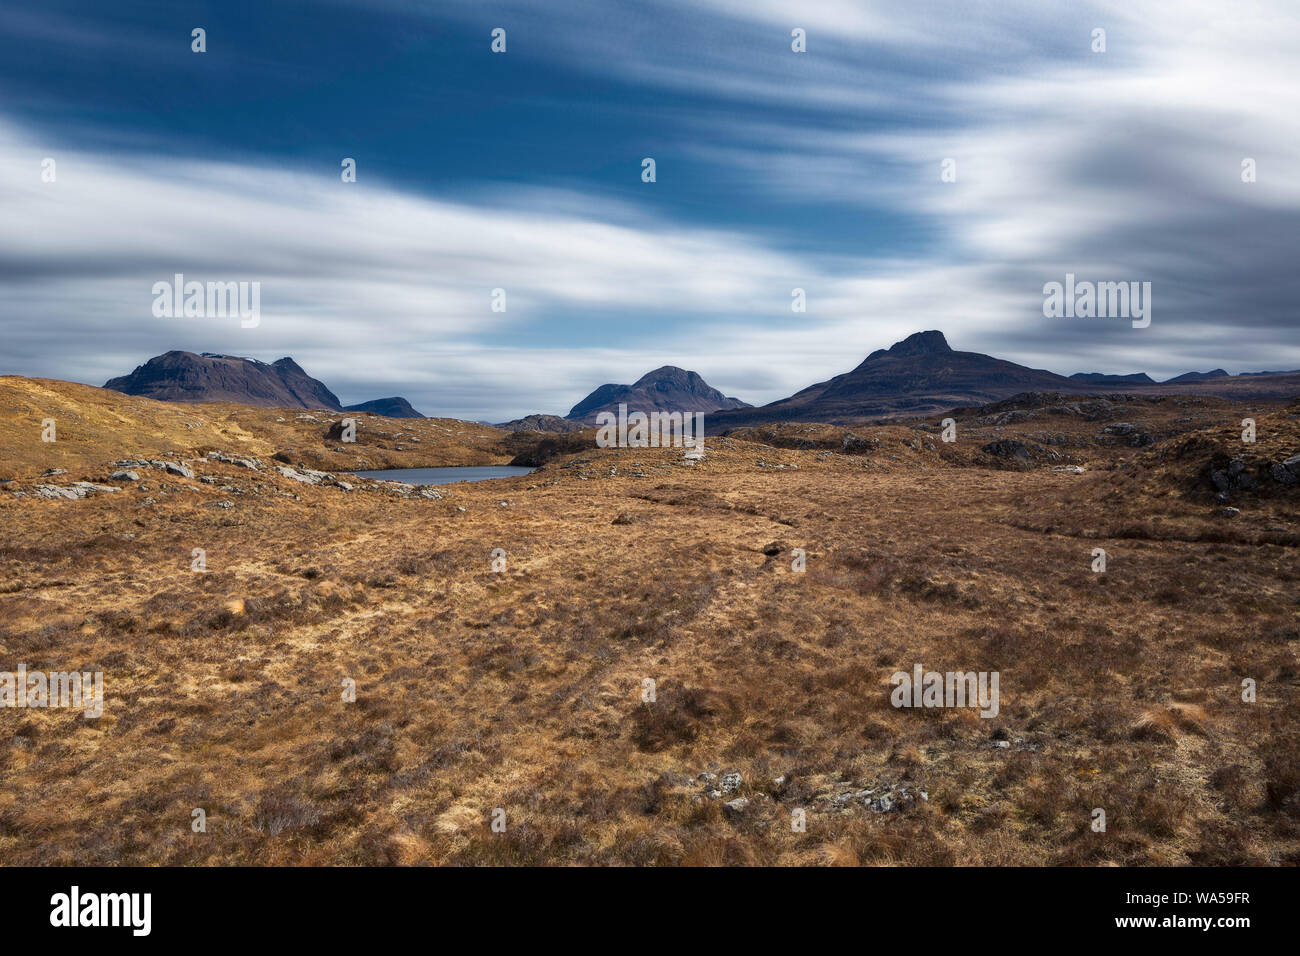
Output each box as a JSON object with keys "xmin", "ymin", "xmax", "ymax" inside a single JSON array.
[
  {"xmin": 566, "ymin": 365, "xmax": 749, "ymax": 424},
  {"xmin": 344, "ymin": 397, "xmax": 424, "ymax": 418},
  {"xmin": 707, "ymin": 332, "xmax": 1300, "ymax": 432},
  {"xmin": 104, "ymin": 351, "xmax": 420, "ymax": 416},
  {"xmin": 708, "ymin": 331, "xmax": 1076, "ymax": 429},
  {"xmin": 1069, "ymin": 371, "xmax": 1156, "ymax": 386},
  {"xmin": 1163, "ymin": 369, "xmax": 1229, "ymax": 384},
  {"xmin": 105, "ymin": 352, "xmax": 343, "ymax": 410}
]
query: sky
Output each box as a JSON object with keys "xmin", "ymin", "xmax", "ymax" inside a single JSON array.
[{"xmin": 1, "ymin": 0, "xmax": 1297, "ymax": 421}]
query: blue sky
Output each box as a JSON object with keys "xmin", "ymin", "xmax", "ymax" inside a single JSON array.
[{"xmin": 1, "ymin": 1, "xmax": 1298, "ymax": 420}]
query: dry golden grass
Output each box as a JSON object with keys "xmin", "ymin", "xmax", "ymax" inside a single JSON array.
[
  {"xmin": 0, "ymin": 380, "xmax": 1297, "ymax": 866},
  {"xmin": 0, "ymin": 376, "xmax": 513, "ymax": 479}
]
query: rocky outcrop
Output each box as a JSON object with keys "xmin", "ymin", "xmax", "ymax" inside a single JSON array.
[{"xmin": 980, "ymin": 439, "xmax": 1062, "ymax": 468}]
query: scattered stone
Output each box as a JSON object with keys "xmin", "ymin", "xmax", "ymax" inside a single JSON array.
[
  {"xmin": 1096, "ymin": 422, "xmax": 1154, "ymax": 447},
  {"xmin": 982, "ymin": 440, "xmax": 1034, "ymax": 461},
  {"xmin": 276, "ymin": 465, "xmax": 334, "ymax": 485},
  {"xmin": 72, "ymin": 482, "xmax": 120, "ymax": 494},
  {"xmin": 164, "ymin": 461, "xmax": 194, "ymax": 479},
  {"xmin": 206, "ymin": 451, "xmax": 261, "ymax": 470},
  {"xmin": 816, "ymin": 782, "xmax": 929, "ymax": 814},
  {"xmin": 110, "ymin": 470, "xmax": 140, "ymax": 482},
  {"xmin": 1217, "ymin": 507, "xmax": 1241, "ymax": 518},
  {"xmin": 722, "ymin": 798, "xmax": 749, "ymax": 817},
  {"xmin": 1210, "ymin": 458, "xmax": 1257, "ymax": 493},
  {"xmin": 42, "ymin": 468, "xmax": 67, "ymax": 476},
  {"xmin": 1051, "ymin": 465, "xmax": 1086, "ymax": 474},
  {"xmin": 34, "ymin": 482, "xmax": 119, "ymax": 500},
  {"xmin": 840, "ymin": 433, "xmax": 879, "ymax": 454},
  {"xmin": 34, "ymin": 485, "xmax": 82, "ymax": 500},
  {"xmin": 719, "ymin": 772, "xmax": 742, "ymax": 794}
]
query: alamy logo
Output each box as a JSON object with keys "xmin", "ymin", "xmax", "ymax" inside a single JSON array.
[
  {"xmin": 890, "ymin": 664, "xmax": 999, "ymax": 718},
  {"xmin": 595, "ymin": 403, "xmax": 705, "ymax": 453},
  {"xmin": 152, "ymin": 273, "xmax": 261, "ymax": 328},
  {"xmin": 0, "ymin": 665, "xmax": 103, "ymax": 718},
  {"xmin": 1043, "ymin": 273, "xmax": 1151, "ymax": 328},
  {"xmin": 50, "ymin": 886, "xmax": 150, "ymax": 936}
]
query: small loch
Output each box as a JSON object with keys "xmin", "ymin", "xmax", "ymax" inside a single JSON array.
[{"xmin": 350, "ymin": 466, "xmax": 537, "ymax": 486}]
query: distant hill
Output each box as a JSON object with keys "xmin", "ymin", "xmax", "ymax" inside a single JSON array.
[
  {"xmin": 104, "ymin": 351, "xmax": 420, "ymax": 417},
  {"xmin": 1162, "ymin": 369, "xmax": 1229, "ymax": 384},
  {"xmin": 1069, "ymin": 372, "xmax": 1156, "ymax": 386},
  {"xmin": 566, "ymin": 365, "xmax": 749, "ymax": 424},
  {"xmin": 344, "ymin": 397, "xmax": 424, "ymax": 418},
  {"xmin": 495, "ymin": 413, "xmax": 587, "ymax": 433},
  {"xmin": 0, "ymin": 374, "xmax": 511, "ymax": 479}
]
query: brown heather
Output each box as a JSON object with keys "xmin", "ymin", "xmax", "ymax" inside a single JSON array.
[{"xmin": 0, "ymin": 380, "xmax": 1297, "ymax": 865}]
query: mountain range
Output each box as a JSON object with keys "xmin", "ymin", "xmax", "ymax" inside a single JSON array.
[
  {"xmin": 707, "ymin": 331, "xmax": 1300, "ymax": 429},
  {"xmin": 99, "ymin": 337, "xmax": 1299, "ymax": 429}
]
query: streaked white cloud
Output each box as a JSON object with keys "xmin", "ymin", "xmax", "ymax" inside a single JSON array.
[
  {"xmin": 3, "ymin": 0, "xmax": 1299, "ymax": 421},
  {"xmin": 1, "ymin": 118, "xmax": 937, "ymax": 419}
]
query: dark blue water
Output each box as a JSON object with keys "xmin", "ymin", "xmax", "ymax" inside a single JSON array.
[{"xmin": 351, "ymin": 466, "xmax": 537, "ymax": 486}]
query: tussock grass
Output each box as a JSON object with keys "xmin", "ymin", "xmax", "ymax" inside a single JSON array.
[{"xmin": 0, "ymin": 385, "xmax": 1296, "ymax": 865}]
